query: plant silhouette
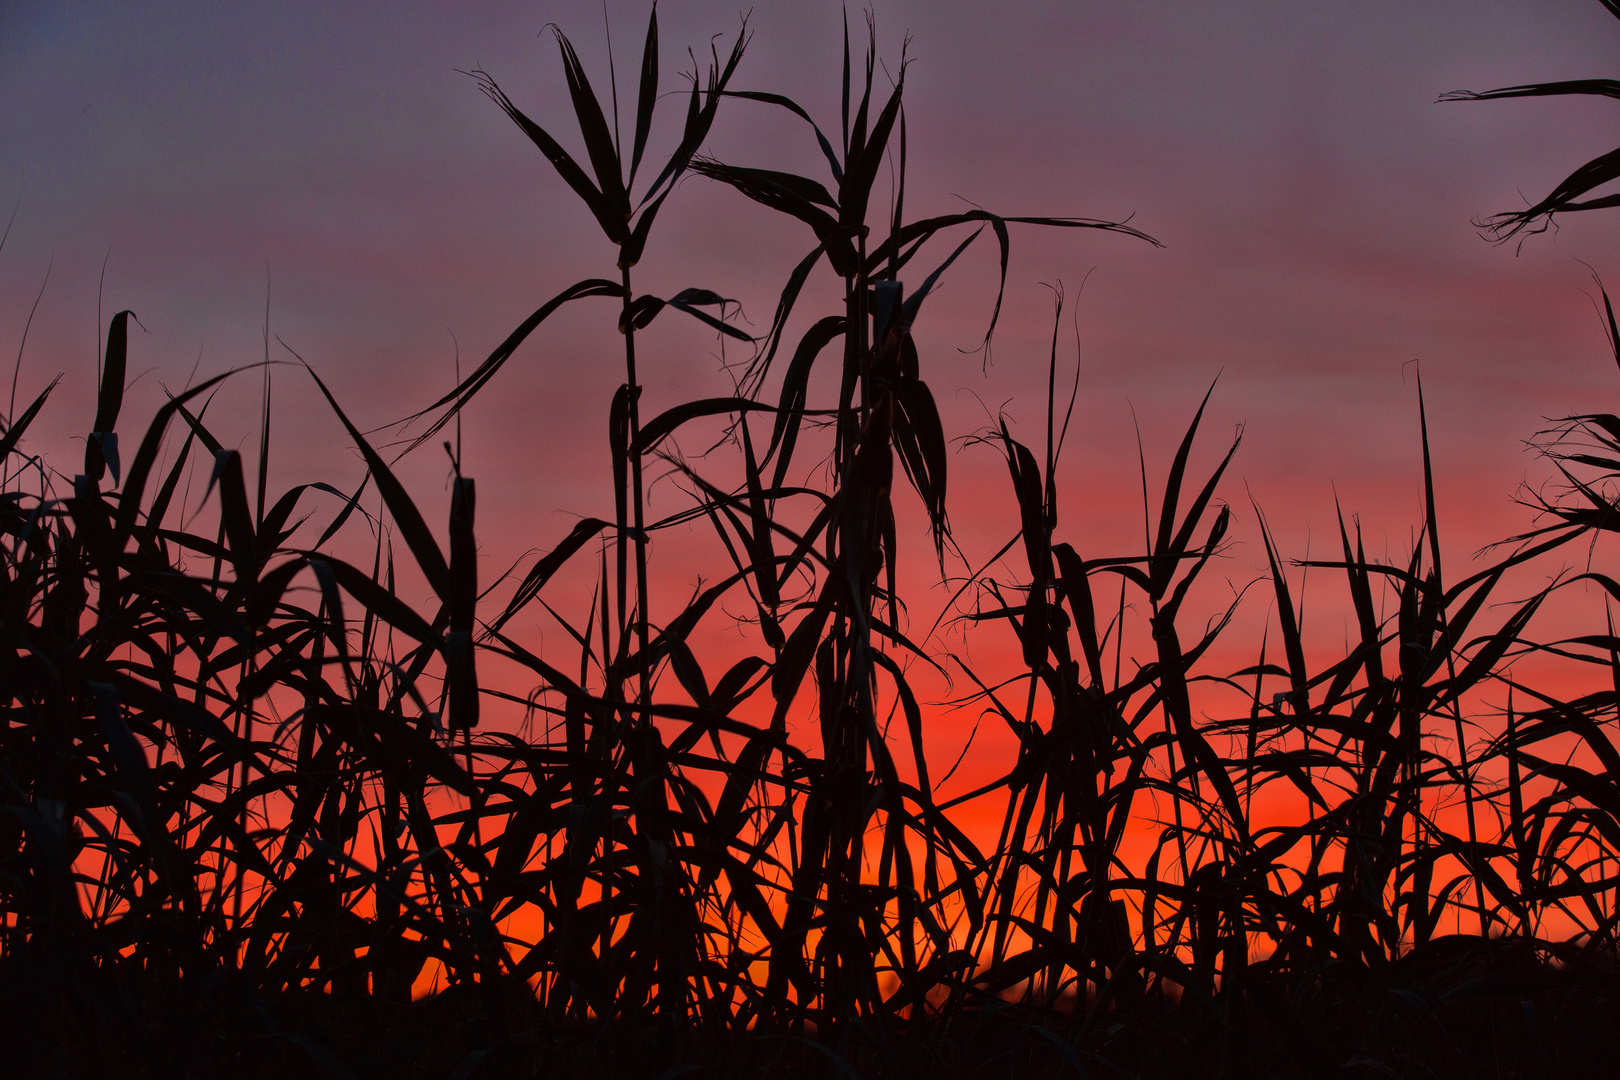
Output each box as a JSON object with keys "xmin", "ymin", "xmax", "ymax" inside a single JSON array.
[{"xmin": 3, "ymin": 5, "xmax": 1620, "ymax": 1079}]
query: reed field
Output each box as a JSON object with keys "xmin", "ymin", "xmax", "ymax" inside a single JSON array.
[{"xmin": 8, "ymin": 5, "xmax": 1620, "ymax": 1078}]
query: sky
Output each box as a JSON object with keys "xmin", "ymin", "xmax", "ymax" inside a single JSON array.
[{"xmin": 3, "ymin": 0, "xmax": 1620, "ymax": 738}]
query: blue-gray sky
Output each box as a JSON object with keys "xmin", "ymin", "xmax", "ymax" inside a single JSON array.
[{"xmin": 2, "ymin": 0, "xmax": 1619, "ymax": 618}]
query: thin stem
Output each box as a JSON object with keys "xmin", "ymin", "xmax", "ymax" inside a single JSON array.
[{"xmin": 622, "ymin": 263, "xmax": 651, "ymax": 718}]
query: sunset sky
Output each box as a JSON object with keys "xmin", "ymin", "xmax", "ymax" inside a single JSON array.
[{"xmin": 3, "ymin": 0, "xmax": 1620, "ymax": 715}]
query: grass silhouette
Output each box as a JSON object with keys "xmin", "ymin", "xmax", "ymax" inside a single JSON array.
[{"xmin": 5, "ymin": 5, "xmax": 1620, "ymax": 1078}]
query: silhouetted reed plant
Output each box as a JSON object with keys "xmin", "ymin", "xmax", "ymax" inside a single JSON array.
[{"xmin": 5, "ymin": 6, "xmax": 1620, "ymax": 1078}]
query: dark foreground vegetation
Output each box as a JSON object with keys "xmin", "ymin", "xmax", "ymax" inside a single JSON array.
[{"xmin": 8, "ymin": 6, "xmax": 1620, "ymax": 1078}]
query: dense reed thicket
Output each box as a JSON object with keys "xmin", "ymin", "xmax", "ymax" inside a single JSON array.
[{"xmin": 6, "ymin": 6, "xmax": 1620, "ymax": 1078}]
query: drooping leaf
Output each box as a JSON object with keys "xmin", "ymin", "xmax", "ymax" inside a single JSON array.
[
  {"xmin": 691, "ymin": 160, "xmax": 859, "ymax": 276},
  {"xmin": 634, "ymin": 398, "xmax": 769, "ymax": 455},
  {"xmin": 488, "ymin": 518, "xmax": 614, "ymax": 634},
  {"xmin": 891, "ymin": 376, "xmax": 949, "ymax": 560},
  {"xmin": 85, "ymin": 310, "xmax": 132, "ymax": 484},
  {"xmin": 304, "ymin": 365, "xmax": 449, "ymax": 599},
  {"xmin": 207, "ymin": 449, "xmax": 259, "ymax": 586},
  {"xmin": 721, "ymin": 89, "xmax": 844, "ymax": 181},
  {"xmin": 665, "ymin": 288, "xmax": 753, "ymax": 341},
  {"xmin": 767, "ymin": 316, "xmax": 845, "ymax": 491},
  {"xmin": 474, "ymin": 71, "xmax": 626, "ymax": 243},
  {"xmin": 402, "ymin": 278, "xmax": 623, "ymax": 451}
]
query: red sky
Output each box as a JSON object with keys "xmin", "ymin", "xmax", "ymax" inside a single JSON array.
[{"xmin": 3, "ymin": 0, "xmax": 1620, "ymax": 780}]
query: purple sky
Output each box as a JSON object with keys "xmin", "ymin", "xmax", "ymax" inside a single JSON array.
[{"xmin": 3, "ymin": 0, "xmax": 1620, "ymax": 676}]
